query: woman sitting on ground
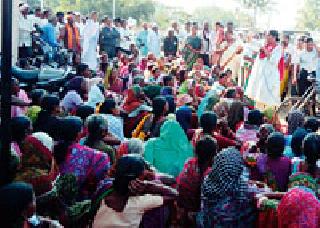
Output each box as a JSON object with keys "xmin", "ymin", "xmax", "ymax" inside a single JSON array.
[
  {"xmin": 54, "ymin": 116, "xmax": 111, "ymax": 200},
  {"xmin": 92, "ymin": 155, "xmax": 177, "ymax": 228},
  {"xmin": 256, "ymin": 132, "xmax": 292, "ymax": 192},
  {"xmin": 177, "ymin": 136, "xmax": 217, "ymax": 226}
]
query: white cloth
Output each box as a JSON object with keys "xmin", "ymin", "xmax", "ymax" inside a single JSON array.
[
  {"xmin": 298, "ymin": 49, "xmax": 318, "ymax": 73},
  {"xmin": 19, "ymin": 14, "xmax": 33, "ymax": 47},
  {"xmin": 147, "ymin": 30, "xmax": 161, "ymax": 57},
  {"xmin": 120, "ymin": 28, "xmax": 132, "ymax": 51},
  {"xmin": 246, "ymin": 45, "xmax": 282, "ymax": 107},
  {"xmin": 86, "ymin": 84, "xmax": 105, "ymax": 108},
  {"xmin": 220, "ymin": 41, "xmax": 242, "ymax": 80},
  {"xmin": 93, "ymin": 194, "xmax": 163, "ymax": 228},
  {"xmin": 82, "ymin": 20, "xmax": 99, "ymax": 70}
]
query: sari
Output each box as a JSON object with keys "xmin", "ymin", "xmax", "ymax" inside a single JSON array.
[
  {"xmin": 59, "ymin": 143, "xmax": 111, "ymax": 200},
  {"xmin": 144, "ymin": 120, "xmax": 193, "ymax": 177},
  {"xmin": 122, "ymin": 86, "xmax": 142, "ymax": 113},
  {"xmin": 177, "ymin": 158, "xmax": 211, "ymax": 211},
  {"xmin": 184, "ymin": 36, "xmax": 201, "ymax": 70},
  {"xmin": 278, "ymin": 188, "xmax": 320, "ymax": 228},
  {"xmin": 15, "ymin": 135, "xmax": 58, "ymax": 196}
]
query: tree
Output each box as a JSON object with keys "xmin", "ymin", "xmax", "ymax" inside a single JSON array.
[
  {"xmin": 296, "ymin": 0, "xmax": 320, "ymax": 30},
  {"xmin": 236, "ymin": 0, "xmax": 276, "ymax": 28},
  {"xmin": 193, "ymin": 6, "xmax": 252, "ymax": 28}
]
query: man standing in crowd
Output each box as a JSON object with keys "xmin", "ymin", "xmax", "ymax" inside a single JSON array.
[
  {"xmin": 296, "ymin": 37, "xmax": 318, "ymax": 96},
  {"xmin": 292, "ymin": 37, "xmax": 305, "ymax": 87},
  {"xmin": 163, "ymin": 29, "xmax": 178, "ymax": 57},
  {"xmin": 82, "ymin": 12, "xmax": 100, "ymax": 71},
  {"xmin": 18, "ymin": 4, "xmax": 33, "ymax": 59},
  {"xmin": 114, "ymin": 17, "xmax": 122, "ymax": 55},
  {"xmin": 136, "ymin": 22, "xmax": 149, "ymax": 57},
  {"xmin": 41, "ymin": 16, "xmax": 59, "ymax": 48},
  {"xmin": 179, "ymin": 21, "xmax": 191, "ymax": 51},
  {"xmin": 61, "ymin": 14, "xmax": 81, "ymax": 54},
  {"xmin": 100, "ymin": 17, "xmax": 119, "ymax": 59},
  {"xmin": 119, "ymin": 20, "xmax": 132, "ymax": 55},
  {"xmin": 147, "ymin": 23, "xmax": 161, "ymax": 58},
  {"xmin": 201, "ymin": 22, "xmax": 212, "ymax": 66}
]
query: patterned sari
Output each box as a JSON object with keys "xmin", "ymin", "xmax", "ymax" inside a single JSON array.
[
  {"xmin": 15, "ymin": 135, "xmax": 58, "ymax": 196},
  {"xmin": 59, "ymin": 143, "xmax": 111, "ymax": 200},
  {"xmin": 184, "ymin": 36, "xmax": 201, "ymax": 70}
]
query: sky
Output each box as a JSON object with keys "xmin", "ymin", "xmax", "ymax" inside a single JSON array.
[{"xmin": 157, "ymin": 0, "xmax": 304, "ymax": 30}]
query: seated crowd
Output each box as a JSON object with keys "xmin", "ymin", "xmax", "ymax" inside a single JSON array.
[{"xmin": 0, "ymin": 52, "xmax": 320, "ymax": 228}]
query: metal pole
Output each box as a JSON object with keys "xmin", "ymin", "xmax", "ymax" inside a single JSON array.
[
  {"xmin": 1, "ymin": 0, "xmax": 13, "ymax": 186},
  {"xmin": 112, "ymin": 0, "xmax": 115, "ymax": 19}
]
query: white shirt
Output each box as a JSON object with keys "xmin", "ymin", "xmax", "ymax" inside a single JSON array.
[
  {"xmin": 93, "ymin": 194, "xmax": 163, "ymax": 228},
  {"xmin": 19, "ymin": 14, "xmax": 34, "ymax": 47},
  {"xmin": 299, "ymin": 48, "xmax": 318, "ymax": 72},
  {"xmin": 201, "ymin": 30, "xmax": 212, "ymax": 54},
  {"xmin": 120, "ymin": 27, "xmax": 131, "ymax": 50}
]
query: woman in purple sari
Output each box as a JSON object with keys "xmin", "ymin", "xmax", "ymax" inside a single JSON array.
[{"xmin": 54, "ymin": 116, "xmax": 111, "ymax": 200}]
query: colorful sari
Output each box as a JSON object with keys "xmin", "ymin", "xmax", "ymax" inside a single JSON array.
[
  {"xmin": 15, "ymin": 135, "xmax": 58, "ymax": 196},
  {"xmin": 59, "ymin": 143, "xmax": 111, "ymax": 200},
  {"xmin": 278, "ymin": 188, "xmax": 320, "ymax": 228},
  {"xmin": 177, "ymin": 158, "xmax": 211, "ymax": 211},
  {"xmin": 184, "ymin": 36, "xmax": 201, "ymax": 70}
]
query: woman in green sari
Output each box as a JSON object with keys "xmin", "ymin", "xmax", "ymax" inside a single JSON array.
[
  {"xmin": 184, "ymin": 25, "xmax": 202, "ymax": 70},
  {"xmin": 144, "ymin": 120, "xmax": 193, "ymax": 177}
]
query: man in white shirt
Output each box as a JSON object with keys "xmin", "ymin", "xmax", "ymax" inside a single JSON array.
[
  {"xmin": 297, "ymin": 37, "xmax": 318, "ymax": 96},
  {"xmin": 147, "ymin": 23, "xmax": 161, "ymax": 58},
  {"xmin": 18, "ymin": 4, "xmax": 34, "ymax": 59},
  {"xmin": 119, "ymin": 20, "xmax": 132, "ymax": 54},
  {"xmin": 74, "ymin": 12, "xmax": 84, "ymax": 47},
  {"xmin": 179, "ymin": 22, "xmax": 191, "ymax": 51},
  {"xmin": 200, "ymin": 22, "xmax": 213, "ymax": 66}
]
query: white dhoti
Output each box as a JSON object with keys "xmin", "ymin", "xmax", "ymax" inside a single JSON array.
[
  {"xmin": 246, "ymin": 45, "xmax": 281, "ymax": 107},
  {"xmin": 82, "ymin": 20, "xmax": 99, "ymax": 71}
]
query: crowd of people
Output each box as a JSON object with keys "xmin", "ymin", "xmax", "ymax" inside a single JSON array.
[{"xmin": 1, "ymin": 3, "xmax": 320, "ymax": 228}]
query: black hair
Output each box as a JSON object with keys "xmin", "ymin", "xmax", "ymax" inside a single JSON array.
[
  {"xmin": 165, "ymin": 96, "xmax": 176, "ymax": 114},
  {"xmin": 30, "ymin": 89, "xmax": 47, "ymax": 106},
  {"xmin": 11, "ymin": 116, "xmax": 31, "ymax": 143},
  {"xmin": 304, "ymin": 117, "xmax": 319, "ymax": 133},
  {"xmin": 99, "ymin": 98, "xmax": 116, "ymax": 115},
  {"xmin": 200, "ymin": 111, "xmax": 217, "ymax": 134},
  {"xmin": 291, "ymin": 128, "xmax": 308, "ymax": 157},
  {"xmin": 84, "ymin": 114, "xmax": 108, "ymax": 148},
  {"xmin": 40, "ymin": 94, "xmax": 60, "ymax": 113},
  {"xmin": 267, "ymin": 132, "xmax": 285, "ymax": 159},
  {"xmin": 195, "ymin": 135, "xmax": 217, "ymax": 178},
  {"xmin": 76, "ymin": 64, "xmax": 89, "ymax": 76},
  {"xmin": 225, "ymin": 88, "xmax": 236, "ymax": 99},
  {"xmin": 227, "ymin": 101, "xmax": 244, "ymax": 131},
  {"xmin": 163, "ymin": 75, "xmax": 173, "ymax": 87},
  {"xmin": 269, "ymin": 30, "xmax": 279, "ymax": 42},
  {"xmin": 54, "ymin": 116, "xmax": 82, "ymax": 165},
  {"xmin": 179, "ymin": 70, "xmax": 186, "ymax": 83},
  {"xmin": 306, "ymin": 37, "xmax": 313, "ymax": 43},
  {"xmin": 303, "ymin": 133, "xmax": 320, "ymax": 175},
  {"xmin": 75, "ymin": 105, "xmax": 95, "ymax": 122},
  {"xmin": 113, "ymin": 155, "xmax": 145, "ymax": 195},
  {"xmin": 248, "ymin": 109, "xmax": 263, "ymax": 126},
  {"xmin": 152, "ymin": 96, "xmax": 167, "ymax": 118}
]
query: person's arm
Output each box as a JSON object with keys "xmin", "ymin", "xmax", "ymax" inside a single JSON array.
[{"xmin": 129, "ymin": 179, "xmax": 178, "ymax": 198}]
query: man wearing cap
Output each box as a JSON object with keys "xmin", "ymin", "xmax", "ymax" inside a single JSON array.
[
  {"xmin": 147, "ymin": 23, "xmax": 161, "ymax": 58},
  {"xmin": 136, "ymin": 23, "xmax": 149, "ymax": 57},
  {"xmin": 99, "ymin": 17, "xmax": 120, "ymax": 59},
  {"xmin": 18, "ymin": 3, "xmax": 34, "ymax": 59},
  {"xmin": 163, "ymin": 30, "xmax": 178, "ymax": 57}
]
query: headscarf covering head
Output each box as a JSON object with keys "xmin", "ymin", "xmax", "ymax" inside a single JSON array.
[
  {"xmin": 202, "ymin": 147, "xmax": 248, "ymax": 203},
  {"xmin": 61, "ymin": 91, "xmax": 83, "ymax": 113}
]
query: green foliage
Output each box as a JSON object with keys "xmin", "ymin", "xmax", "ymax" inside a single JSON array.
[
  {"xmin": 193, "ymin": 6, "xmax": 252, "ymax": 28},
  {"xmin": 296, "ymin": 0, "xmax": 320, "ymax": 30},
  {"xmin": 28, "ymin": 0, "xmax": 155, "ymax": 23},
  {"xmin": 239, "ymin": 0, "xmax": 275, "ymax": 12}
]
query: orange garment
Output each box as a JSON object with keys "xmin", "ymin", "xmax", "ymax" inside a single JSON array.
[{"xmin": 65, "ymin": 23, "xmax": 80, "ymax": 52}]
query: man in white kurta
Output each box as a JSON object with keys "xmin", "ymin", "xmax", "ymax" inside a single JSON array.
[
  {"xmin": 246, "ymin": 31, "xmax": 282, "ymax": 107},
  {"xmin": 82, "ymin": 12, "xmax": 99, "ymax": 71},
  {"xmin": 147, "ymin": 24, "xmax": 161, "ymax": 58}
]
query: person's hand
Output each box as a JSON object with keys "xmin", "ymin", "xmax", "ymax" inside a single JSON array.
[{"xmin": 129, "ymin": 179, "xmax": 152, "ymax": 195}]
